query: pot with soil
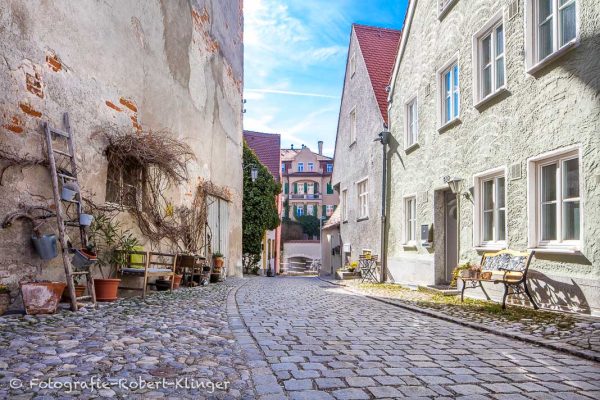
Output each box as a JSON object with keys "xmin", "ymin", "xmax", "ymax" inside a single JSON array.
[
  {"xmin": 61, "ymin": 284, "xmax": 86, "ymax": 303},
  {"xmin": 20, "ymin": 281, "xmax": 66, "ymax": 315},
  {"xmin": 172, "ymin": 274, "xmax": 183, "ymax": 289},
  {"xmin": 93, "ymin": 278, "xmax": 120, "ymax": 302},
  {"xmin": 213, "ymin": 252, "xmax": 225, "ymax": 270}
]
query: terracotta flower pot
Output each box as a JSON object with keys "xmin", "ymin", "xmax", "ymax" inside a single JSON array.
[
  {"xmin": 172, "ymin": 274, "xmax": 183, "ymax": 289},
  {"xmin": 93, "ymin": 278, "xmax": 120, "ymax": 302},
  {"xmin": 20, "ymin": 281, "xmax": 66, "ymax": 315},
  {"xmin": 61, "ymin": 285, "xmax": 86, "ymax": 303},
  {"xmin": 214, "ymin": 257, "xmax": 224, "ymax": 268}
]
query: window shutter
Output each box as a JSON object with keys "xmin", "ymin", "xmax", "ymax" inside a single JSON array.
[
  {"xmin": 293, "ymin": 205, "xmax": 297, "ymax": 216},
  {"xmin": 284, "ymin": 183, "xmax": 289, "ymax": 194},
  {"xmin": 314, "ymin": 182, "xmax": 319, "ymax": 193},
  {"xmin": 304, "ymin": 204, "xmax": 307, "ymax": 215},
  {"xmin": 293, "ymin": 182, "xmax": 297, "ymax": 194},
  {"xmin": 304, "ymin": 182, "xmax": 308, "ymax": 193},
  {"xmin": 327, "ymin": 183, "xmax": 333, "ymax": 194},
  {"xmin": 322, "ymin": 205, "xmax": 326, "ymax": 216}
]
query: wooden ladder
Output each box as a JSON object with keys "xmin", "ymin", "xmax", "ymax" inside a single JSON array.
[{"xmin": 44, "ymin": 112, "xmax": 96, "ymax": 311}]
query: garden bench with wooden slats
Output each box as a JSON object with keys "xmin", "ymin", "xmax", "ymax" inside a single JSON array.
[
  {"xmin": 116, "ymin": 251, "xmax": 177, "ymax": 298},
  {"xmin": 459, "ymin": 250, "xmax": 538, "ymax": 309}
]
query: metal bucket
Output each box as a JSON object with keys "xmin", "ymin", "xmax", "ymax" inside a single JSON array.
[
  {"xmin": 71, "ymin": 248, "xmax": 97, "ymax": 270},
  {"xmin": 31, "ymin": 234, "xmax": 58, "ymax": 260},
  {"xmin": 79, "ymin": 213, "xmax": 94, "ymax": 226}
]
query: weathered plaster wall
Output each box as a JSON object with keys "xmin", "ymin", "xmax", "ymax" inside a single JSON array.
[
  {"xmin": 387, "ymin": 0, "xmax": 600, "ymax": 314},
  {"xmin": 0, "ymin": 0, "xmax": 244, "ymax": 297},
  {"xmin": 331, "ymin": 28, "xmax": 385, "ymax": 264},
  {"xmin": 282, "ymin": 240, "xmax": 321, "ymax": 271}
]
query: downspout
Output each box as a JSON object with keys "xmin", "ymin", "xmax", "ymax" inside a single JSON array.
[{"xmin": 376, "ymin": 130, "xmax": 389, "ymax": 283}]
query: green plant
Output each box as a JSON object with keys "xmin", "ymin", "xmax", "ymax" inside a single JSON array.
[
  {"xmin": 242, "ymin": 141, "xmax": 281, "ymax": 273},
  {"xmin": 87, "ymin": 212, "xmax": 140, "ymax": 278},
  {"xmin": 450, "ymin": 262, "xmax": 474, "ymax": 287},
  {"xmin": 213, "ymin": 251, "xmax": 224, "ymax": 258},
  {"xmin": 0, "ymin": 284, "xmax": 9, "ymax": 294},
  {"xmin": 347, "ymin": 261, "xmax": 359, "ymax": 272}
]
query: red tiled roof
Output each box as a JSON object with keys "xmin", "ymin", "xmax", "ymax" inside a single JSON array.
[
  {"xmin": 243, "ymin": 130, "xmax": 282, "ymax": 182},
  {"xmin": 353, "ymin": 24, "xmax": 402, "ymax": 124}
]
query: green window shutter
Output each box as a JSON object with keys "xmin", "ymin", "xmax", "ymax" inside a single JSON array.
[
  {"xmin": 293, "ymin": 205, "xmax": 297, "ymax": 216},
  {"xmin": 284, "ymin": 183, "xmax": 289, "ymax": 194},
  {"xmin": 327, "ymin": 183, "xmax": 333, "ymax": 194},
  {"xmin": 304, "ymin": 204, "xmax": 307, "ymax": 215},
  {"xmin": 314, "ymin": 182, "xmax": 319, "ymax": 193},
  {"xmin": 304, "ymin": 182, "xmax": 308, "ymax": 193},
  {"xmin": 322, "ymin": 205, "xmax": 326, "ymax": 216},
  {"xmin": 293, "ymin": 182, "xmax": 298, "ymax": 194}
]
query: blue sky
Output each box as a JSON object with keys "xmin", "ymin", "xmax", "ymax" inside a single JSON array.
[{"xmin": 243, "ymin": 0, "xmax": 408, "ymax": 157}]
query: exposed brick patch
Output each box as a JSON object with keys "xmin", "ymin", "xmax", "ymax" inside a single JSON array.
[
  {"xmin": 19, "ymin": 102, "xmax": 42, "ymax": 118},
  {"xmin": 25, "ymin": 71, "xmax": 44, "ymax": 98},
  {"xmin": 105, "ymin": 100, "xmax": 122, "ymax": 112},
  {"xmin": 191, "ymin": 7, "xmax": 210, "ymax": 26},
  {"xmin": 119, "ymin": 97, "xmax": 138, "ymax": 112},
  {"xmin": 45, "ymin": 52, "xmax": 62, "ymax": 72},
  {"xmin": 130, "ymin": 115, "xmax": 141, "ymax": 132},
  {"xmin": 191, "ymin": 6, "xmax": 220, "ymax": 54},
  {"xmin": 2, "ymin": 115, "xmax": 24, "ymax": 134}
]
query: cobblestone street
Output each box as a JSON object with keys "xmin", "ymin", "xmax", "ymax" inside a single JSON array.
[
  {"xmin": 1, "ymin": 277, "xmax": 599, "ymax": 399},
  {"xmin": 237, "ymin": 277, "xmax": 600, "ymax": 400}
]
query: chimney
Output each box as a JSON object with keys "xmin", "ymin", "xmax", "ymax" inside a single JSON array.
[
  {"xmin": 291, "ymin": 144, "xmax": 294, "ymax": 149},
  {"xmin": 318, "ymin": 141, "xmax": 323, "ymax": 155}
]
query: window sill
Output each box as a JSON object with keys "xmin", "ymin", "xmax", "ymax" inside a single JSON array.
[
  {"xmin": 529, "ymin": 247, "xmax": 582, "ymax": 255},
  {"xmin": 527, "ymin": 40, "xmax": 578, "ymax": 75},
  {"xmin": 474, "ymin": 245, "xmax": 507, "ymax": 252},
  {"xmin": 404, "ymin": 142, "xmax": 420, "ymax": 153},
  {"xmin": 437, "ymin": 0, "xmax": 458, "ymax": 21},
  {"xmin": 474, "ymin": 87, "xmax": 509, "ymax": 110},
  {"xmin": 357, "ymin": 216, "xmax": 369, "ymax": 222},
  {"xmin": 438, "ymin": 117, "xmax": 461, "ymax": 133}
]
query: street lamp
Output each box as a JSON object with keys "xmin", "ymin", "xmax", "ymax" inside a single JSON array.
[{"xmin": 251, "ymin": 166, "xmax": 258, "ymax": 182}]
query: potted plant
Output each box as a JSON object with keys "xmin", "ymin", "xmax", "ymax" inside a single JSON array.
[
  {"xmin": 60, "ymin": 275, "xmax": 87, "ymax": 303},
  {"xmin": 0, "ymin": 284, "xmax": 10, "ymax": 315},
  {"xmin": 213, "ymin": 251, "xmax": 224, "ymax": 269},
  {"xmin": 20, "ymin": 280, "xmax": 66, "ymax": 315}
]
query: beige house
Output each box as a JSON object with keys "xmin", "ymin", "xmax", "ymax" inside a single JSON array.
[
  {"xmin": 386, "ymin": 0, "xmax": 600, "ymax": 314},
  {"xmin": 0, "ymin": 0, "xmax": 244, "ymax": 303},
  {"xmin": 281, "ymin": 143, "xmax": 338, "ymax": 222}
]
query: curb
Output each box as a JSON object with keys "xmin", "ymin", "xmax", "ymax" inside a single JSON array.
[{"xmin": 318, "ymin": 277, "xmax": 599, "ymax": 363}]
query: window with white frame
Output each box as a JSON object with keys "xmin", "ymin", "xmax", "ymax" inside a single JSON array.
[
  {"xmin": 307, "ymin": 182, "xmax": 314, "ymax": 194},
  {"xmin": 404, "ymin": 196, "xmax": 417, "ymax": 244},
  {"xmin": 474, "ymin": 170, "xmax": 506, "ymax": 247},
  {"xmin": 308, "ymin": 162, "xmax": 314, "ymax": 171},
  {"xmin": 297, "ymin": 206, "xmax": 304, "ymax": 217},
  {"xmin": 350, "ymin": 51, "xmax": 357, "ymax": 77},
  {"xmin": 526, "ymin": 0, "xmax": 578, "ymax": 71},
  {"xmin": 298, "ymin": 182, "xmax": 305, "ymax": 194},
  {"xmin": 281, "ymin": 164, "xmax": 286, "ymax": 173},
  {"xmin": 326, "ymin": 164, "xmax": 333, "ymax": 173},
  {"xmin": 297, "ymin": 162, "xmax": 304, "ymax": 172},
  {"xmin": 342, "ymin": 189, "xmax": 348, "ymax": 221},
  {"xmin": 326, "ymin": 205, "xmax": 334, "ymax": 216},
  {"xmin": 357, "ymin": 179, "xmax": 368, "ymax": 219},
  {"xmin": 474, "ymin": 14, "xmax": 505, "ymax": 104},
  {"xmin": 405, "ymin": 97, "xmax": 418, "ymax": 148},
  {"xmin": 349, "ymin": 108, "xmax": 357, "ymax": 145},
  {"xmin": 307, "ymin": 204, "xmax": 314, "ymax": 216},
  {"xmin": 438, "ymin": 59, "xmax": 459, "ymax": 126},
  {"xmin": 530, "ymin": 149, "xmax": 581, "ymax": 249}
]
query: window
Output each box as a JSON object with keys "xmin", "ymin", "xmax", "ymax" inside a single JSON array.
[
  {"xmin": 281, "ymin": 164, "xmax": 286, "ymax": 173},
  {"xmin": 326, "ymin": 205, "xmax": 334, "ymax": 216},
  {"xmin": 404, "ymin": 196, "xmax": 417, "ymax": 244},
  {"xmin": 474, "ymin": 169, "xmax": 506, "ymax": 248},
  {"xmin": 405, "ymin": 97, "xmax": 418, "ymax": 148},
  {"xmin": 438, "ymin": 59, "xmax": 459, "ymax": 127},
  {"xmin": 349, "ymin": 108, "xmax": 357, "ymax": 145},
  {"xmin": 342, "ymin": 189, "xmax": 348, "ymax": 221},
  {"xmin": 529, "ymin": 148, "xmax": 581, "ymax": 250},
  {"xmin": 307, "ymin": 204, "xmax": 314, "ymax": 216},
  {"xmin": 207, "ymin": 196, "xmax": 229, "ymax": 258},
  {"xmin": 438, "ymin": 0, "xmax": 458, "ymax": 19},
  {"xmin": 297, "ymin": 162, "xmax": 304, "ymax": 172},
  {"xmin": 326, "ymin": 164, "xmax": 333, "ymax": 173},
  {"xmin": 296, "ymin": 205, "xmax": 304, "ymax": 217},
  {"xmin": 307, "ymin": 183, "xmax": 314, "ymax": 194},
  {"xmin": 526, "ymin": 0, "xmax": 578, "ymax": 71},
  {"xmin": 326, "ymin": 182, "xmax": 334, "ymax": 195},
  {"xmin": 350, "ymin": 51, "xmax": 356, "ymax": 77},
  {"xmin": 474, "ymin": 14, "xmax": 505, "ymax": 104},
  {"xmin": 308, "ymin": 162, "xmax": 314, "ymax": 171},
  {"xmin": 105, "ymin": 158, "xmax": 143, "ymax": 207},
  {"xmin": 357, "ymin": 179, "xmax": 368, "ymax": 219},
  {"xmin": 298, "ymin": 182, "xmax": 305, "ymax": 195}
]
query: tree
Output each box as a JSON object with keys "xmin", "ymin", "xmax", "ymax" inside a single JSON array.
[
  {"xmin": 242, "ymin": 142, "xmax": 281, "ymax": 273},
  {"xmin": 295, "ymin": 215, "xmax": 321, "ymax": 239}
]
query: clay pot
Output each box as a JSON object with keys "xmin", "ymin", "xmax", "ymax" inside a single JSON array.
[
  {"xmin": 172, "ymin": 274, "xmax": 183, "ymax": 289},
  {"xmin": 214, "ymin": 257, "xmax": 224, "ymax": 269},
  {"xmin": 93, "ymin": 279, "xmax": 120, "ymax": 302},
  {"xmin": 0, "ymin": 293, "xmax": 10, "ymax": 315},
  {"xmin": 20, "ymin": 281, "xmax": 66, "ymax": 315},
  {"xmin": 61, "ymin": 285, "xmax": 86, "ymax": 303},
  {"xmin": 210, "ymin": 272, "xmax": 221, "ymax": 283}
]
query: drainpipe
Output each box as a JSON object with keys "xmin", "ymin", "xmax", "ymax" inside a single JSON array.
[{"xmin": 375, "ymin": 130, "xmax": 389, "ymax": 283}]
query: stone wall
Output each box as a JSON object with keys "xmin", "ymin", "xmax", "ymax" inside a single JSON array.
[
  {"xmin": 387, "ymin": 0, "xmax": 600, "ymax": 314},
  {"xmin": 331, "ymin": 27, "xmax": 385, "ymax": 265},
  {"xmin": 0, "ymin": 0, "xmax": 244, "ymax": 299}
]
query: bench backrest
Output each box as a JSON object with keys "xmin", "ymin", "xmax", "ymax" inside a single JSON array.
[{"xmin": 481, "ymin": 250, "xmax": 534, "ymax": 273}]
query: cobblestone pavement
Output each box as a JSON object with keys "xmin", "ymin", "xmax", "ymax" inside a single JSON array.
[
  {"xmin": 0, "ymin": 278, "xmax": 255, "ymax": 399},
  {"xmin": 326, "ymin": 278, "xmax": 600, "ymax": 361},
  {"xmin": 237, "ymin": 277, "xmax": 600, "ymax": 400}
]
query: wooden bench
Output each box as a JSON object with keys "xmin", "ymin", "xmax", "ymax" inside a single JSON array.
[
  {"xmin": 116, "ymin": 251, "xmax": 177, "ymax": 298},
  {"xmin": 459, "ymin": 250, "xmax": 538, "ymax": 309}
]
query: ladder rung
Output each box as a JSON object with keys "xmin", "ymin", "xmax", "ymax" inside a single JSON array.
[
  {"xmin": 71, "ymin": 271, "xmax": 90, "ymax": 276},
  {"xmin": 76, "ymin": 296, "xmax": 92, "ymax": 301},
  {"xmin": 64, "ymin": 221, "xmax": 80, "ymax": 227},
  {"xmin": 57, "ymin": 173, "xmax": 77, "ymax": 181},
  {"xmin": 53, "ymin": 149, "xmax": 73, "ymax": 158},
  {"xmin": 62, "ymin": 199, "xmax": 80, "ymax": 204},
  {"xmin": 50, "ymin": 127, "xmax": 70, "ymax": 138}
]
